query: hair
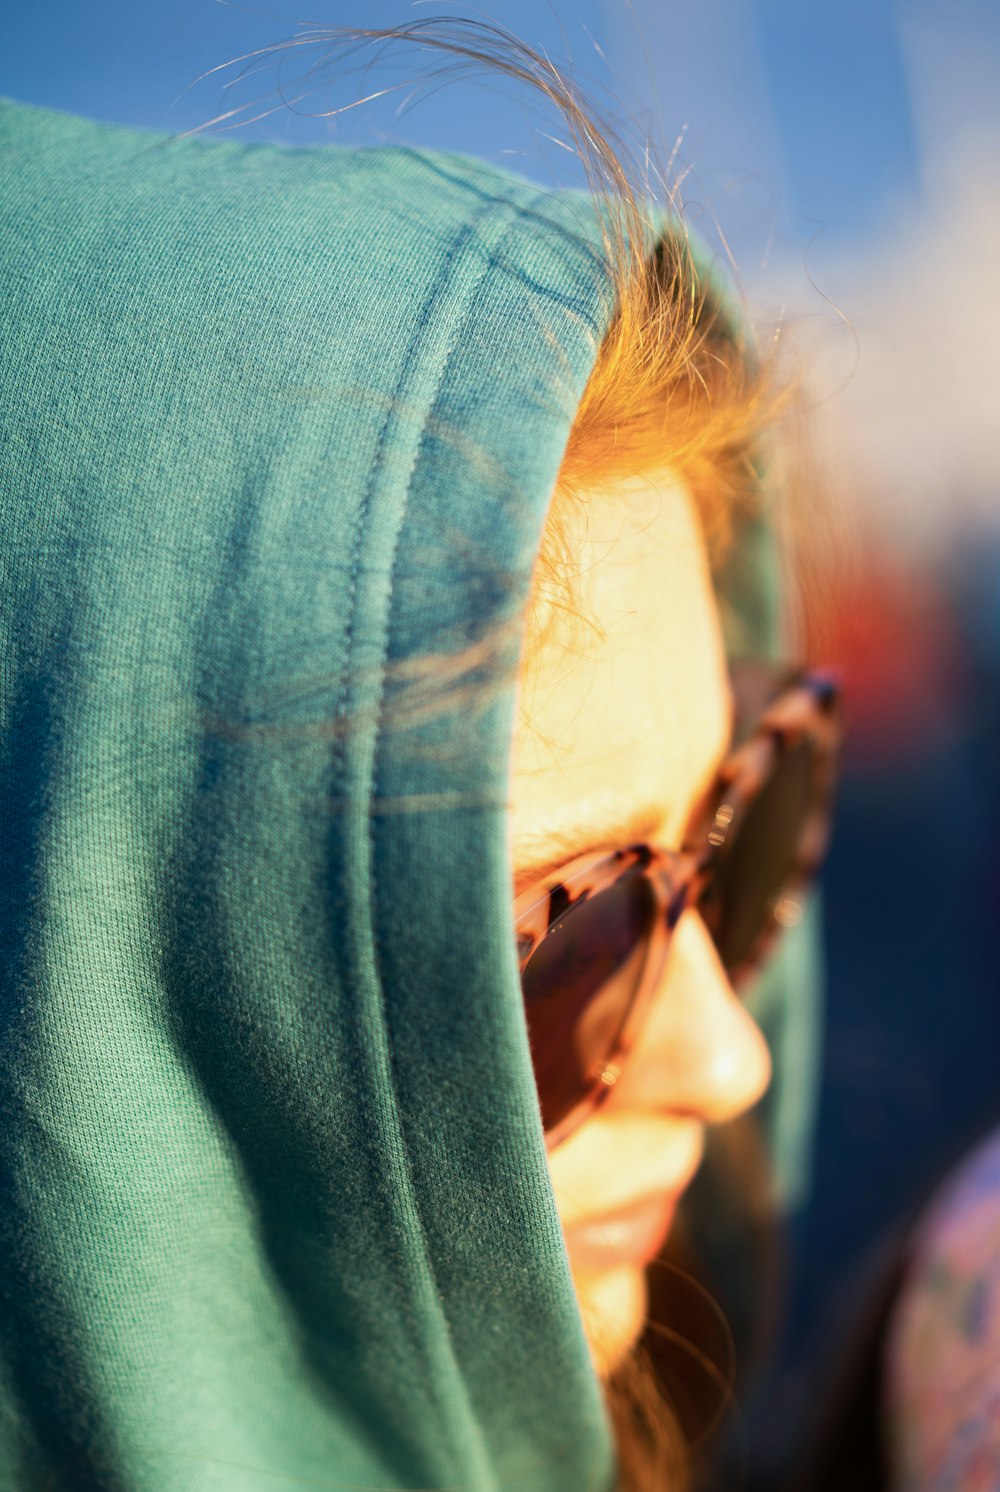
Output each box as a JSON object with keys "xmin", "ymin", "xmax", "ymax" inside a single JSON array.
[
  {"xmin": 196, "ymin": 15, "xmax": 789, "ymax": 1489},
  {"xmin": 605, "ymin": 1339, "xmax": 692, "ymax": 1492}
]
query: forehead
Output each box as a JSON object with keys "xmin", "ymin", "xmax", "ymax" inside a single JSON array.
[{"xmin": 509, "ymin": 473, "xmax": 732, "ymax": 882}]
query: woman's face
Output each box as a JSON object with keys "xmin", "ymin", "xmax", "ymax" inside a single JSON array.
[{"xmin": 510, "ymin": 473, "xmax": 772, "ymax": 1379}]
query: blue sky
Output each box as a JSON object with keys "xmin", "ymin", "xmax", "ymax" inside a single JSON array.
[{"xmin": 3, "ymin": 0, "xmax": 997, "ymax": 268}]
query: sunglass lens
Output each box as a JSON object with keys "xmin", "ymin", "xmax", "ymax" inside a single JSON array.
[
  {"xmin": 521, "ymin": 867, "xmax": 659, "ymax": 1133},
  {"xmin": 707, "ymin": 737, "xmax": 816, "ymax": 973}
]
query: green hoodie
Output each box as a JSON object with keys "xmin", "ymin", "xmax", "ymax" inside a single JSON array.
[{"xmin": 0, "ymin": 96, "xmax": 820, "ymax": 1490}]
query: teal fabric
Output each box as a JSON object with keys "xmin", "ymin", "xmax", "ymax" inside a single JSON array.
[
  {"xmin": 0, "ymin": 95, "xmax": 821, "ymax": 1491},
  {"xmin": 0, "ymin": 96, "xmax": 619, "ymax": 1492},
  {"xmin": 717, "ymin": 513, "xmax": 825, "ymax": 1212}
]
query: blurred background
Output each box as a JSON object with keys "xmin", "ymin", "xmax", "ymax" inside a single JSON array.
[{"xmin": 4, "ymin": 2, "xmax": 998, "ymax": 1484}]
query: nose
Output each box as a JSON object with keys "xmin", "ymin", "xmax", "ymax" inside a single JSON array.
[{"xmin": 615, "ymin": 907, "xmax": 772, "ymax": 1125}]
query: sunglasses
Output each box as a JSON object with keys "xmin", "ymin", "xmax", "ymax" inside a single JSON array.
[{"xmin": 513, "ymin": 664, "xmax": 841, "ymax": 1149}]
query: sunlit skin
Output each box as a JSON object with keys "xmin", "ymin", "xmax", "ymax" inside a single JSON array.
[{"xmin": 510, "ymin": 473, "xmax": 772, "ymax": 1378}]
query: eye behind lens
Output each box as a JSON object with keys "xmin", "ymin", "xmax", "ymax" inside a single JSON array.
[
  {"xmin": 521, "ymin": 868, "xmax": 659, "ymax": 1134},
  {"xmin": 707, "ymin": 736, "xmax": 817, "ymax": 973}
]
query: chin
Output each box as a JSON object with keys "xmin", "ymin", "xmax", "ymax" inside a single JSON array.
[{"xmin": 572, "ymin": 1262, "xmax": 648, "ymax": 1379}]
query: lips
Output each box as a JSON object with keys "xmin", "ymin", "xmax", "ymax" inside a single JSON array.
[{"xmin": 561, "ymin": 1192, "xmax": 678, "ymax": 1273}]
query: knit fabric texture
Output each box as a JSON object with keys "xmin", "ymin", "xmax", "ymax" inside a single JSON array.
[{"xmin": 0, "ymin": 95, "xmax": 819, "ymax": 1491}]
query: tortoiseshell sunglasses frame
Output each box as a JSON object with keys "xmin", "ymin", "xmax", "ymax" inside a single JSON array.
[{"xmin": 513, "ymin": 664, "xmax": 841, "ymax": 1150}]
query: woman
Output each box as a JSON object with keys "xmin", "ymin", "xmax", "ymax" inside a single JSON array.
[{"xmin": 0, "ymin": 20, "xmax": 837, "ymax": 1491}]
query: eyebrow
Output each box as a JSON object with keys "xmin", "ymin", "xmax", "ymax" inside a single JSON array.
[
  {"xmin": 511, "ymin": 709, "xmax": 734, "ymax": 897},
  {"xmin": 512, "ymin": 803, "xmax": 666, "ymax": 895}
]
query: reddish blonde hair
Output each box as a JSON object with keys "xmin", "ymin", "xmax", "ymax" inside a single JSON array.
[{"xmin": 557, "ymin": 229, "xmax": 771, "ymax": 554}]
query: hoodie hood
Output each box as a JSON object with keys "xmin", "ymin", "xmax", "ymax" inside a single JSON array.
[
  {"xmin": 0, "ymin": 93, "xmax": 623, "ymax": 1492},
  {"xmin": 0, "ymin": 95, "xmax": 817, "ymax": 1491}
]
